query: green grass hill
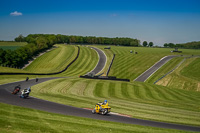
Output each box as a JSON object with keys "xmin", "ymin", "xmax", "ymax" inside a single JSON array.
[{"xmin": 0, "ymin": 44, "xmax": 200, "ymax": 132}]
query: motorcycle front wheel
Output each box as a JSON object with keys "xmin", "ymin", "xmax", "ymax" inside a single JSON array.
[{"xmin": 101, "ymin": 109, "xmax": 108, "ymax": 115}]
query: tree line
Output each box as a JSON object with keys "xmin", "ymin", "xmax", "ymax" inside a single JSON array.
[
  {"xmin": 21, "ymin": 34, "xmax": 141, "ymax": 46},
  {"xmin": 164, "ymin": 41, "xmax": 200, "ymax": 49},
  {"xmin": 1, "ymin": 34, "xmax": 140, "ymax": 68},
  {"xmin": 0, "ymin": 34, "xmax": 57, "ymax": 68}
]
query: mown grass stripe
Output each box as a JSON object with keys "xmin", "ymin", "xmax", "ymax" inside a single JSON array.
[
  {"xmin": 132, "ymin": 84, "xmax": 142, "ymax": 99},
  {"xmin": 108, "ymin": 82, "xmax": 116, "ymax": 98},
  {"xmin": 153, "ymin": 85, "xmax": 174, "ymax": 101},
  {"xmin": 94, "ymin": 82, "xmax": 104, "ymax": 97},
  {"xmin": 121, "ymin": 82, "xmax": 130, "ymax": 99},
  {"xmin": 61, "ymin": 46, "xmax": 98, "ymax": 76}
]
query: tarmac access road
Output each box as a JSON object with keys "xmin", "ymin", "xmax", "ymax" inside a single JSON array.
[
  {"xmin": 134, "ymin": 55, "xmax": 177, "ymax": 82},
  {"xmin": 0, "ymin": 78, "xmax": 200, "ymax": 132}
]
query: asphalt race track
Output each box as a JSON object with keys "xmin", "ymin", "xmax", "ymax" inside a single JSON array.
[
  {"xmin": 134, "ymin": 55, "xmax": 177, "ymax": 82},
  {"xmin": 0, "ymin": 78, "xmax": 200, "ymax": 132},
  {"xmin": 90, "ymin": 47, "xmax": 106, "ymax": 74}
]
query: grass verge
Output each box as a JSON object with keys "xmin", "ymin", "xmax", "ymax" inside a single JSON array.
[{"xmin": 0, "ymin": 102, "xmax": 193, "ymax": 133}]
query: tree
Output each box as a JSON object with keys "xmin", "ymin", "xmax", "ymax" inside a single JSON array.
[
  {"xmin": 168, "ymin": 43, "xmax": 175, "ymax": 48},
  {"xmin": 0, "ymin": 48, "xmax": 5, "ymax": 64},
  {"xmin": 143, "ymin": 41, "xmax": 148, "ymax": 47},
  {"xmin": 15, "ymin": 34, "xmax": 25, "ymax": 42},
  {"xmin": 149, "ymin": 42, "xmax": 154, "ymax": 47},
  {"xmin": 36, "ymin": 37, "xmax": 48, "ymax": 50},
  {"xmin": 164, "ymin": 43, "xmax": 168, "ymax": 47},
  {"xmin": 130, "ymin": 40, "xmax": 140, "ymax": 47}
]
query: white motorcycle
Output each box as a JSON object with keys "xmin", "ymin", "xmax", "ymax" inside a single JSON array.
[{"xmin": 20, "ymin": 87, "xmax": 31, "ymax": 98}]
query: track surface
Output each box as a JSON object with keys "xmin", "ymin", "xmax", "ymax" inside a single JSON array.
[
  {"xmin": 134, "ymin": 55, "xmax": 177, "ymax": 82},
  {"xmin": 0, "ymin": 78, "xmax": 200, "ymax": 132},
  {"xmin": 90, "ymin": 47, "xmax": 106, "ymax": 74}
]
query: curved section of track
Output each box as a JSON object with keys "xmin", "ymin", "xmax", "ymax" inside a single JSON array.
[
  {"xmin": 134, "ymin": 55, "xmax": 177, "ymax": 82},
  {"xmin": 0, "ymin": 78, "xmax": 200, "ymax": 132},
  {"xmin": 89, "ymin": 47, "xmax": 107, "ymax": 74}
]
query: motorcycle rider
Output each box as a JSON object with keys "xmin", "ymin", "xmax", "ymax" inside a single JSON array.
[
  {"xmin": 103, "ymin": 100, "xmax": 108, "ymax": 105},
  {"xmin": 100, "ymin": 100, "xmax": 108, "ymax": 111},
  {"xmin": 26, "ymin": 86, "xmax": 31, "ymax": 95},
  {"xmin": 12, "ymin": 85, "xmax": 21, "ymax": 93},
  {"xmin": 20, "ymin": 86, "xmax": 31, "ymax": 98}
]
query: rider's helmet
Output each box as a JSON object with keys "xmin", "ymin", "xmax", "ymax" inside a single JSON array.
[
  {"xmin": 104, "ymin": 100, "xmax": 107, "ymax": 103},
  {"xmin": 27, "ymin": 87, "xmax": 31, "ymax": 91}
]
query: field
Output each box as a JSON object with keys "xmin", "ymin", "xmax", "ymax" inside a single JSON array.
[
  {"xmin": 24, "ymin": 44, "xmax": 78, "ymax": 73},
  {"xmin": 149, "ymin": 56, "xmax": 200, "ymax": 91},
  {"xmin": 98, "ymin": 46, "xmax": 199, "ymax": 81},
  {"xmin": 57, "ymin": 45, "xmax": 98, "ymax": 76},
  {"xmin": 146, "ymin": 57, "xmax": 185, "ymax": 84},
  {"xmin": 0, "ymin": 103, "xmax": 189, "ymax": 133},
  {"xmin": 0, "ymin": 42, "xmax": 27, "ymax": 50},
  {"xmin": 0, "ymin": 44, "xmax": 200, "ymax": 132},
  {"xmin": 181, "ymin": 57, "xmax": 200, "ymax": 81},
  {"xmin": 23, "ymin": 45, "xmax": 98, "ymax": 76}
]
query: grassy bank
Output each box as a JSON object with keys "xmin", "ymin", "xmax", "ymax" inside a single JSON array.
[
  {"xmin": 58, "ymin": 45, "xmax": 98, "ymax": 76},
  {"xmin": 0, "ymin": 103, "xmax": 193, "ymax": 133},
  {"xmin": 156, "ymin": 57, "xmax": 200, "ymax": 91},
  {"xmin": 146, "ymin": 57, "xmax": 185, "ymax": 84},
  {"xmin": 107, "ymin": 47, "xmax": 179, "ymax": 80},
  {"xmin": 104, "ymin": 46, "xmax": 200, "ymax": 81},
  {"xmin": 24, "ymin": 44, "xmax": 77, "ymax": 73},
  {"xmin": 31, "ymin": 77, "xmax": 200, "ymax": 126},
  {"xmin": 1, "ymin": 45, "xmax": 98, "ymax": 77}
]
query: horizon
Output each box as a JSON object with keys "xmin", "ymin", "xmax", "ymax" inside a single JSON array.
[{"xmin": 0, "ymin": 0, "xmax": 200, "ymax": 46}]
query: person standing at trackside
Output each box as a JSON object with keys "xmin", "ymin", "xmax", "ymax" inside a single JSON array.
[{"xmin": 26, "ymin": 77, "xmax": 29, "ymax": 81}]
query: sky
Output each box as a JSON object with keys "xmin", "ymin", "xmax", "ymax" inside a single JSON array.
[{"xmin": 0, "ymin": 0, "xmax": 200, "ymax": 46}]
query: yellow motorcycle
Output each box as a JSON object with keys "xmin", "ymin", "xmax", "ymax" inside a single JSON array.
[{"xmin": 92, "ymin": 102, "xmax": 111, "ymax": 115}]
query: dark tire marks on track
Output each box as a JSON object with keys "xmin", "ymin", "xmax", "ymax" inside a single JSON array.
[{"xmin": 0, "ymin": 78, "xmax": 200, "ymax": 132}]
